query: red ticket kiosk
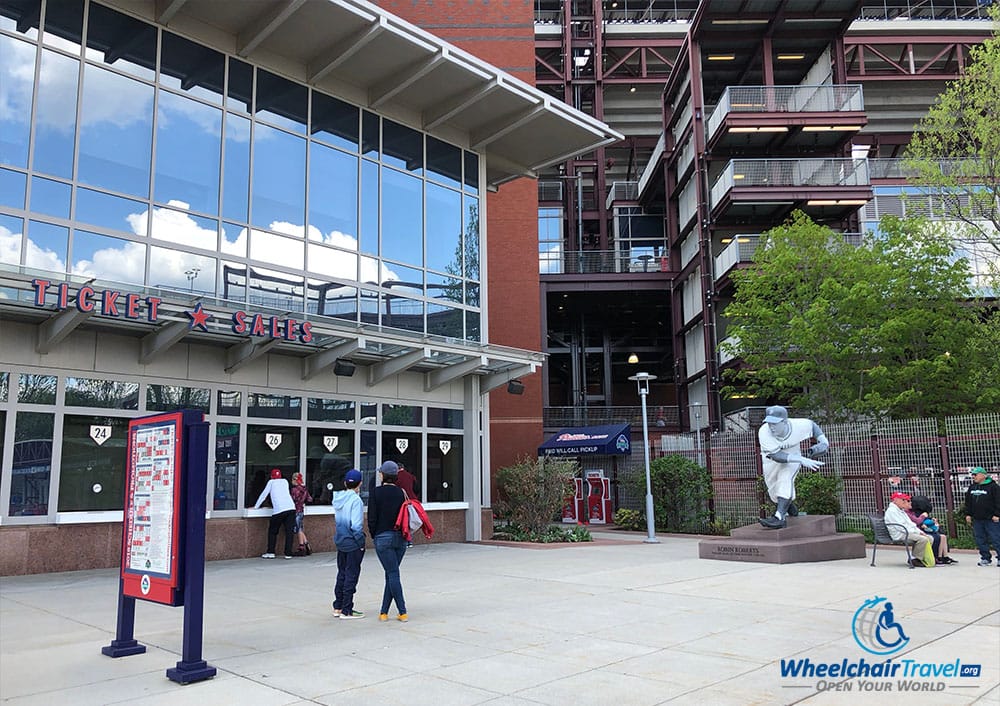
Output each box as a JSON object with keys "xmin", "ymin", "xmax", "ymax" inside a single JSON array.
[{"xmin": 585, "ymin": 470, "xmax": 613, "ymax": 524}]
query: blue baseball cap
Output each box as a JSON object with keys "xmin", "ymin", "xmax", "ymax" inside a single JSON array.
[{"xmin": 344, "ymin": 469, "xmax": 362, "ymax": 483}]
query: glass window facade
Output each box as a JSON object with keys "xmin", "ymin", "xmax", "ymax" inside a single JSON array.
[
  {"xmin": 0, "ymin": 3, "xmax": 481, "ymax": 528},
  {"xmin": 0, "ymin": 0, "xmax": 483, "ymax": 342}
]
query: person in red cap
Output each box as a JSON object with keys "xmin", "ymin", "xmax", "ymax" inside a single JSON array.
[
  {"xmin": 884, "ymin": 492, "xmax": 932, "ymax": 567},
  {"xmin": 253, "ymin": 469, "xmax": 297, "ymax": 559}
]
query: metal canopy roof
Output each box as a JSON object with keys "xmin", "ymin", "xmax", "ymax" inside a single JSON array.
[
  {"xmin": 105, "ymin": 0, "xmax": 622, "ymax": 189},
  {"xmin": 0, "ymin": 265, "xmax": 540, "ymax": 394}
]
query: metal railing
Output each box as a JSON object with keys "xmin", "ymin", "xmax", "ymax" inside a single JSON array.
[
  {"xmin": 539, "ymin": 249, "xmax": 667, "ymax": 274},
  {"xmin": 714, "ymin": 232, "xmax": 863, "ymax": 281},
  {"xmin": 858, "ymin": 1, "xmax": 994, "ymax": 21},
  {"xmin": 706, "ymin": 84, "xmax": 864, "ymax": 141},
  {"xmin": 616, "ymin": 412, "xmax": 1000, "ymax": 539},
  {"xmin": 544, "ymin": 405, "xmax": 680, "ymax": 429},
  {"xmin": 606, "ymin": 181, "xmax": 639, "ymax": 208},
  {"xmin": 710, "ymin": 158, "xmax": 871, "ymax": 209}
]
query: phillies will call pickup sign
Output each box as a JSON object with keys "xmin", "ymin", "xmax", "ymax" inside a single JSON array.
[{"xmin": 30, "ymin": 279, "xmax": 314, "ymax": 343}]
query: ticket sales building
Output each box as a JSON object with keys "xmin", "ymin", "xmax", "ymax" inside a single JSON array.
[{"xmin": 0, "ymin": 0, "xmax": 619, "ymax": 574}]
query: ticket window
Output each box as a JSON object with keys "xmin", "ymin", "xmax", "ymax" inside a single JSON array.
[{"xmin": 244, "ymin": 425, "xmax": 300, "ymax": 507}]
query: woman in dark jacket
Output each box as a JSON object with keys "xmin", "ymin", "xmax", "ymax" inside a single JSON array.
[{"xmin": 368, "ymin": 460, "xmax": 409, "ymax": 621}]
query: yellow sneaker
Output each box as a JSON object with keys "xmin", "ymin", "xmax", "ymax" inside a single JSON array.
[
  {"xmin": 378, "ymin": 613, "xmax": 388, "ymax": 622},
  {"xmin": 397, "ymin": 613, "xmax": 409, "ymax": 622}
]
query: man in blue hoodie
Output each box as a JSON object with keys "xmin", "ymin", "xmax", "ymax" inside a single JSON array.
[
  {"xmin": 332, "ymin": 469, "xmax": 366, "ymax": 618},
  {"xmin": 964, "ymin": 467, "xmax": 1000, "ymax": 567}
]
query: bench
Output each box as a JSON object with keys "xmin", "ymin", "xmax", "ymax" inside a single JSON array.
[{"xmin": 867, "ymin": 513, "xmax": 916, "ymax": 568}]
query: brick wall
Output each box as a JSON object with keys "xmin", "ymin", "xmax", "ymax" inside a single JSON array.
[{"xmin": 376, "ymin": 1, "xmax": 545, "ymax": 492}]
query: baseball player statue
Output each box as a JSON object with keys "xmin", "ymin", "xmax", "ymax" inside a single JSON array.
[{"xmin": 758, "ymin": 405, "xmax": 829, "ymax": 529}]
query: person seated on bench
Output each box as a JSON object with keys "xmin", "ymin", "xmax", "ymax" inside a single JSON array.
[
  {"xmin": 884, "ymin": 492, "xmax": 932, "ymax": 567},
  {"xmin": 905, "ymin": 494, "xmax": 956, "ymax": 565}
]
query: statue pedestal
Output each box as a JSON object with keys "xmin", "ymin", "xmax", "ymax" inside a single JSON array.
[{"xmin": 698, "ymin": 515, "xmax": 866, "ymax": 564}]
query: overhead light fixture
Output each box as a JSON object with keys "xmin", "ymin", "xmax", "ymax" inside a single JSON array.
[
  {"xmin": 806, "ymin": 199, "xmax": 868, "ymax": 206},
  {"xmin": 507, "ymin": 380, "xmax": 525, "ymax": 395},
  {"xmin": 628, "ymin": 353, "xmax": 639, "ymax": 364},
  {"xmin": 712, "ymin": 19, "xmax": 768, "ymax": 25},
  {"xmin": 802, "ymin": 125, "xmax": 861, "ymax": 132},
  {"xmin": 729, "ymin": 126, "xmax": 788, "ymax": 133},
  {"xmin": 333, "ymin": 359, "xmax": 356, "ymax": 377},
  {"xmin": 777, "ymin": 53, "xmax": 805, "ymax": 60},
  {"xmin": 733, "ymin": 174, "xmax": 745, "ymax": 179},
  {"xmin": 708, "ymin": 54, "xmax": 736, "ymax": 61},
  {"xmin": 629, "ymin": 85, "xmax": 636, "ymax": 93}
]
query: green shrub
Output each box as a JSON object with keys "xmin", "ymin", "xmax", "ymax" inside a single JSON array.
[
  {"xmin": 612, "ymin": 508, "xmax": 645, "ymax": 531},
  {"xmin": 633, "ymin": 454, "xmax": 712, "ymax": 532},
  {"xmin": 494, "ymin": 456, "xmax": 578, "ymax": 535},
  {"xmin": 794, "ymin": 472, "xmax": 842, "ymax": 515}
]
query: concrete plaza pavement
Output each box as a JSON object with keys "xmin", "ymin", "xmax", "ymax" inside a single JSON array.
[{"xmin": 1, "ymin": 531, "xmax": 998, "ymax": 706}]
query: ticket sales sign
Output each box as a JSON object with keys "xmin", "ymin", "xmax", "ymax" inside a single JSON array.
[{"xmin": 121, "ymin": 412, "xmax": 185, "ymax": 606}]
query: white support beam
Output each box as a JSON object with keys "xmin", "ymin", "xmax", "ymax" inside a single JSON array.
[
  {"xmin": 424, "ymin": 356, "xmax": 485, "ymax": 392},
  {"xmin": 155, "ymin": 0, "xmax": 188, "ymax": 24},
  {"xmin": 423, "ymin": 78, "xmax": 499, "ymax": 130},
  {"xmin": 139, "ymin": 321, "xmax": 190, "ymax": 364},
  {"xmin": 237, "ymin": 0, "xmax": 307, "ymax": 57},
  {"xmin": 483, "ymin": 152, "xmax": 536, "ymax": 180},
  {"xmin": 367, "ymin": 348, "xmax": 428, "ymax": 386},
  {"xmin": 470, "ymin": 103, "xmax": 545, "ymax": 150},
  {"xmin": 225, "ymin": 338, "xmax": 281, "ymax": 374},
  {"xmin": 480, "ymin": 363, "xmax": 536, "ymax": 393},
  {"xmin": 370, "ymin": 51, "xmax": 447, "ymax": 109},
  {"xmin": 35, "ymin": 307, "xmax": 93, "ymax": 354},
  {"xmin": 307, "ymin": 17, "xmax": 387, "ymax": 82},
  {"xmin": 302, "ymin": 338, "xmax": 363, "ymax": 380}
]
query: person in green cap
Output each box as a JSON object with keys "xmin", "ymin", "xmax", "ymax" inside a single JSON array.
[{"xmin": 963, "ymin": 467, "xmax": 1000, "ymax": 567}]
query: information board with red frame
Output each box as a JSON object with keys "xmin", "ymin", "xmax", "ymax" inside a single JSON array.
[{"xmin": 121, "ymin": 412, "xmax": 184, "ymax": 606}]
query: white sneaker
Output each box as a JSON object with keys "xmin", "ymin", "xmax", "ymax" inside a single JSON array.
[
  {"xmin": 283, "ymin": 555, "xmax": 293, "ymax": 560},
  {"xmin": 261, "ymin": 553, "xmax": 275, "ymax": 559},
  {"xmin": 977, "ymin": 559, "xmax": 993, "ymax": 566}
]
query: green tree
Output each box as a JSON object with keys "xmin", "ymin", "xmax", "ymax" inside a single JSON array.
[
  {"xmin": 722, "ymin": 212, "xmax": 984, "ymax": 420},
  {"xmin": 904, "ymin": 6, "xmax": 1000, "ymax": 251}
]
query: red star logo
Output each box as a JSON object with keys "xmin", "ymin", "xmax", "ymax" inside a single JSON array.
[{"xmin": 187, "ymin": 303, "xmax": 212, "ymax": 331}]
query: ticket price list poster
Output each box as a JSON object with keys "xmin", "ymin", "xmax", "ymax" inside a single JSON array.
[{"xmin": 122, "ymin": 413, "xmax": 184, "ymax": 604}]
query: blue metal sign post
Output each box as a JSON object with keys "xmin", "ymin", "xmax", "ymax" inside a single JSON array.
[{"xmin": 102, "ymin": 410, "xmax": 216, "ymax": 684}]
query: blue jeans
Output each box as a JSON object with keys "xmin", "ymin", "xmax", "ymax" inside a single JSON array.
[
  {"xmin": 334, "ymin": 548, "xmax": 364, "ymax": 615},
  {"xmin": 374, "ymin": 531, "xmax": 406, "ymax": 615},
  {"xmin": 971, "ymin": 518, "xmax": 1000, "ymax": 561}
]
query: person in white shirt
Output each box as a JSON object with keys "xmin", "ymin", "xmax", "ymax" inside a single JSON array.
[
  {"xmin": 884, "ymin": 491, "xmax": 932, "ymax": 568},
  {"xmin": 758, "ymin": 405, "xmax": 829, "ymax": 528},
  {"xmin": 254, "ymin": 468, "xmax": 297, "ymax": 559}
]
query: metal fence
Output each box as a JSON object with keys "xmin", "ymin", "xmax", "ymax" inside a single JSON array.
[{"xmin": 614, "ymin": 412, "xmax": 1000, "ymax": 540}]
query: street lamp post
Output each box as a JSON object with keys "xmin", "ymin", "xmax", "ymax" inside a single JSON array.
[
  {"xmin": 629, "ymin": 372, "xmax": 660, "ymax": 543},
  {"xmin": 185, "ymin": 267, "xmax": 201, "ymax": 292},
  {"xmin": 690, "ymin": 402, "xmax": 704, "ymax": 467}
]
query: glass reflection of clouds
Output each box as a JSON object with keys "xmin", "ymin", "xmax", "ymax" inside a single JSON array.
[
  {"xmin": 0, "ymin": 215, "xmax": 24, "ymax": 268},
  {"xmin": 0, "ymin": 34, "xmax": 33, "ymax": 167},
  {"xmin": 32, "ymin": 49, "xmax": 78, "ymax": 179},
  {"xmin": 26, "ymin": 221, "xmax": 67, "ymax": 272},
  {"xmin": 155, "ymin": 91, "xmax": 221, "ymax": 214},
  {"xmin": 76, "ymin": 187, "xmax": 147, "ymax": 235},
  {"xmin": 149, "ymin": 202, "xmax": 217, "ymax": 249},
  {"xmin": 78, "ymin": 65, "xmax": 153, "ymax": 198},
  {"xmin": 252, "ymin": 123, "xmax": 305, "ymax": 229},
  {"xmin": 71, "ymin": 230, "xmax": 146, "ymax": 286},
  {"xmin": 150, "ymin": 245, "xmax": 215, "ymax": 294},
  {"xmin": 0, "ymin": 1, "xmax": 484, "ymax": 341}
]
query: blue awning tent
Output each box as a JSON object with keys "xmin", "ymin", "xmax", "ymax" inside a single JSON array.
[{"xmin": 538, "ymin": 424, "xmax": 631, "ymax": 457}]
